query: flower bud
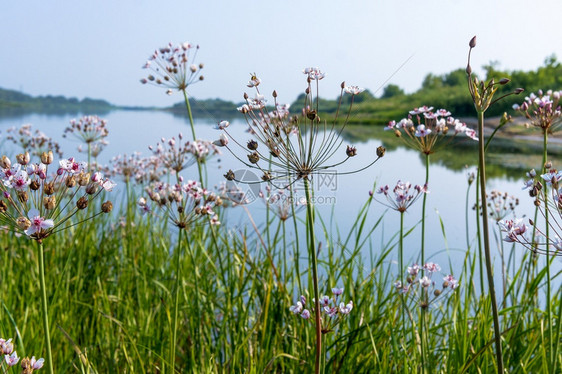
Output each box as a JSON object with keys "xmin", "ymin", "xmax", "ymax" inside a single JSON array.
[
  {"xmin": 434, "ymin": 289, "xmax": 442, "ymax": 297},
  {"xmin": 41, "ymin": 151, "xmax": 54, "ymax": 165},
  {"xmin": 376, "ymin": 146, "xmax": 386, "ymax": 158},
  {"xmin": 394, "ymin": 129, "xmax": 401, "ymax": 138},
  {"xmin": 514, "ymin": 88, "xmax": 524, "ymax": 94},
  {"xmin": 85, "ymin": 183, "xmax": 98, "ymax": 195},
  {"xmin": 545, "ymin": 161, "xmax": 552, "ymax": 169},
  {"xmin": 272, "ymin": 90, "xmax": 277, "ymax": 98},
  {"xmin": 75, "ymin": 196, "xmax": 88, "ymax": 210},
  {"xmin": 469, "ymin": 36, "xmax": 476, "ymax": 48},
  {"xmin": 499, "ymin": 78, "xmax": 510, "ymax": 85}
]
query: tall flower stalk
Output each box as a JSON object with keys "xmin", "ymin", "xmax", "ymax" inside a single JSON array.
[
  {"xmin": 386, "ymin": 106, "xmax": 477, "ymax": 265},
  {"xmin": 141, "ymin": 42, "xmax": 206, "ymax": 184},
  {"xmin": 218, "ymin": 69, "xmax": 384, "ymax": 373},
  {"xmin": 0, "ymin": 152, "xmax": 115, "ymax": 374},
  {"xmin": 466, "ymin": 35, "xmax": 523, "ymax": 373}
]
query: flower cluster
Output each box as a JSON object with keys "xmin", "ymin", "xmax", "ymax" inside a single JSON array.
[
  {"xmin": 139, "ymin": 179, "xmax": 221, "ymax": 228},
  {"xmin": 483, "ymin": 189, "xmax": 519, "ymax": 221},
  {"xmin": 0, "ymin": 152, "xmax": 115, "ymax": 242},
  {"xmin": 140, "ymin": 42, "xmax": 204, "ymax": 95},
  {"xmin": 148, "ymin": 134, "xmax": 220, "ymax": 175},
  {"xmin": 385, "ymin": 106, "xmax": 477, "ymax": 155},
  {"xmin": 5, "ymin": 124, "xmax": 62, "ymax": 158},
  {"xmin": 289, "ymin": 287, "xmax": 353, "ymax": 333},
  {"xmin": 1, "ymin": 337, "xmax": 44, "ymax": 372},
  {"xmin": 513, "ymin": 90, "xmax": 562, "ymax": 134},
  {"xmin": 503, "ymin": 166, "xmax": 562, "ymax": 255},
  {"xmin": 107, "ymin": 152, "xmax": 163, "ymax": 184},
  {"xmin": 64, "ymin": 115, "xmax": 109, "ymax": 145},
  {"xmin": 394, "ymin": 263, "xmax": 458, "ymax": 308},
  {"xmin": 218, "ymin": 70, "xmax": 385, "ymax": 187},
  {"xmin": 374, "ymin": 180, "xmax": 428, "ymax": 213}
]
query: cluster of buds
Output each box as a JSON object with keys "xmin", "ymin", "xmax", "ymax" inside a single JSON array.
[
  {"xmin": 0, "ymin": 152, "xmax": 115, "ymax": 243},
  {"xmin": 5, "ymin": 124, "xmax": 62, "ymax": 158},
  {"xmin": 148, "ymin": 134, "xmax": 220, "ymax": 175},
  {"xmin": 374, "ymin": 180, "xmax": 428, "ymax": 213},
  {"xmin": 394, "ymin": 263, "xmax": 458, "ymax": 309},
  {"xmin": 513, "ymin": 89, "xmax": 562, "ymax": 134},
  {"xmin": 139, "ymin": 179, "xmax": 221, "ymax": 228},
  {"xmin": 384, "ymin": 106, "xmax": 477, "ymax": 155},
  {"xmin": 289, "ymin": 287, "xmax": 353, "ymax": 334},
  {"xmin": 1, "ymin": 337, "xmax": 44, "ymax": 372},
  {"xmin": 217, "ymin": 69, "xmax": 385, "ymax": 187},
  {"xmin": 466, "ymin": 36, "xmax": 523, "ymax": 114},
  {"xmin": 140, "ymin": 42, "xmax": 204, "ymax": 95}
]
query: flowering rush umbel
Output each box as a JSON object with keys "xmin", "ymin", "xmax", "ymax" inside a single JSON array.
[
  {"xmin": 385, "ymin": 106, "xmax": 477, "ymax": 155},
  {"xmin": 217, "ymin": 69, "xmax": 385, "ymax": 186},
  {"xmin": 5, "ymin": 124, "xmax": 63, "ymax": 159},
  {"xmin": 63, "ymin": 115, "xmax": 109, "ymax": 145},
  {"xmin": 374, "ymin": 180, "xmax": 428, "ymax": 213},
  {"xmin": 289, "ymin": 287, "xmax": 353, "ymax": 334},
  {"xmin": 148, "ymin": 133, "xmax": 220, "ymax": 176},
  {"xmin": 501, "ymin": 166, "xmax": 562, "ymax": 256},
  {"xmin": 394, "ymin": 263, "xmax": 459, "ymax": 309},
  {"xmin": 0, "ymin": 152, "xmax": 115, "ymax": 242},
  {"xmin": 140, "ymin": 42, "xmax": 204, "ymax": 95},
  {"xmin": 139, "ymin": 179, "xmax": 221, "ymax": 228},
  {"xmin": 513, "ymin": 89, "xmax": 562, "ymax": 134}
]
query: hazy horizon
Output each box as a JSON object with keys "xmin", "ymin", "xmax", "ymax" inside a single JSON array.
[{"xmin": 2, "ymin": 1, "xmax": 562, "ymax": 108}]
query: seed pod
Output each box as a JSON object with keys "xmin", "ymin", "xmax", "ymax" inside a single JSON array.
[
  {"xmin": 102, "ymin": 201, "xmax": 113, "ymax": 213},
  {"xmin": 376, "ymin": 146, "xmax": 386, "ymax": 158},
  {"xmin": 44, "ymin": 196, "xmax": 56, "ymax": 210},
  {"xmin": 0, "ymin": 200, "xmax": 7, "ymax": 213},
  {"xmin": 44, "ymin": 182, "xmax": 55, "ymax": 195},
  {"xmin": 66, "ymin": 176, "xmax": 77, "ymax": 188},
  {"xmin": 17, "ymin": 191, "xmax": 28, "ymax": 203},
  {"xmin": 346, "ymin": 146, "xmax": 357, "ymax": 157},
  {"xmin": 224, "ymin": 170, "xmax": 235, "ymax": 181},
  {"xmin": 30, "ymin": 180, "xmax": 40, "ymax": 191},
  {"xmin": 247, "ymin": 140, "xmax": 258, "ymax": 151},
  {"xmin": 16, "ymin": 216, "xmax": 31, "ymax": 231},
  {"xmin": 248, "ymin": 152, "xmax": 260, "ymax": 164},
  {"xmin": 41, "ymin": 151, "xmax": 54, "ymax": 165},
  {"xmin": 76, "ymin": 196, "xmax": 89, "ymax": 210}
]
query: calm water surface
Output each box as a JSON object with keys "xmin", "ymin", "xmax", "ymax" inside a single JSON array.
[{"xmin": 0, "ymin": 110, "xmax": 555, "ymax": 286}]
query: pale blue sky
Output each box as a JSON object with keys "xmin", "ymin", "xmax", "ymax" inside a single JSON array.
[{"xmin": 2, "ymin": 1, "xmax": 561, "ymax": 107}]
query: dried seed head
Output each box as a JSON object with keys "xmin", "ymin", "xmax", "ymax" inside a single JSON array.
[
  {"xmin": 44, "ymin": 182, "xmax": 55, "ymax": 195},
  {"xmin": 102, "ymin": 201, "xmax": 113, "ymax": 213},
  {"xmin": 30, "ymin": 180, "xmax": 40, "ymax": 191},
  {"xmin": 16, "ymin": 216, "xmax": 31, "ymax": 231},
  {"xmin": 44, "ymin": 196, "xmax": 56, "ymax": 210},
  {"xmin": 17, "ymin": 191, "xmax": 28, "ymax": 203},
  {"xmin": 534, "ymin": 199, "xmax": 541, "ymax": 207},
  {"xmin": 16, "ymin": 152, "xmax": 30, "ymax": 165},
  {"xmin": 78, "ymin": 173, "xmax": 90, "ymax": 186},
  {"xmin": 376, "ymin": 146, "xmax": 386, "ymax": 158},
  {"xmin": 248, "ymin": 152, "xmax": 260, "ymax": 164},
  {"xmin": 41, "ymin": 151, "xmax": 54, "ymax": 165},
  {"xmin": 85, "ymin": 183, "xmax": 98, "ymax": 195},
  {"xmin": 224, "ymin": 169, "xmax": 235, "ymax": 181},
  {"xmin": 306, "ymin": 109, "xmax": 317, "ymax": 121},
  {"xmin": 262, "ymin": 172, "xmax": 272, "ymax": 181},
  {"xmin": 76, "ymin": 196, "xmax": 89, "ymax": 210},
  {"xmin": 346, "ymin": 145, "xmax": 357, "ymax": 157},
  {"xmin": 0, "ymin": 156, "xmax": 11, "ymax": 169},
  {"xmin": 66, "ymin": 176, "xmax": 77, "ymax": 188},
  {"xmin": 247, "ymin": 140, "xmax": 258, "ymax": 151}
]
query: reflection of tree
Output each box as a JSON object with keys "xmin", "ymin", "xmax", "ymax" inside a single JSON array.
[{"xmin": 341, "ymin": 124, "xmax": 562, "ymax": 179}]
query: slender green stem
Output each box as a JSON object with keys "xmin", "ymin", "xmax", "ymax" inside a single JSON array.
[
  {"xmin": 304, "ymin": 178, "xmax": 321, "ymax": 374},
  {"xmin": 38, "ymin": 241, "xmax": 54, "ymax": 374},
  {"xmin": 171, "ymin": 229, "xmax": 184, "ymax": 372},
  {"xmin": 399, "ymin": 212, "xmax": 405, "ymax": 336},
  {"xmin": 477, "ymin": 110, "xmax": 504, "ymax": 373},
  {"xmin": 542, "ymin": 130, "xmax": 553, "ymax": 373},
  {"xmin": 421, "ymin": 153, "xmax": 429, "ymax": 266},
  {"xmin": 182, "ymin": 90, "xmax": 204, "ymax": 187}
]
